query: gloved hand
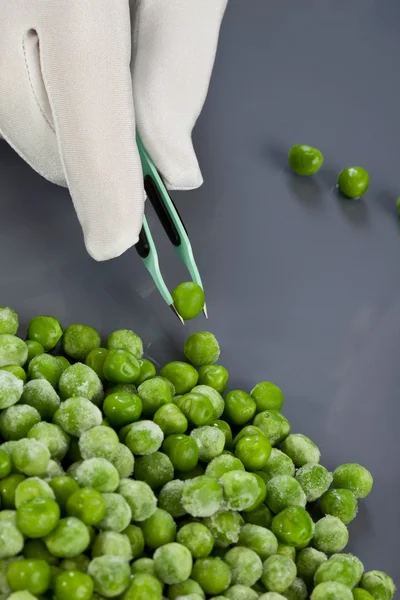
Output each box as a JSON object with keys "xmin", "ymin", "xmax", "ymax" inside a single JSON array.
[{"xmin": 0, "ymin": 0, "xmax": 228, "ymax": 261}]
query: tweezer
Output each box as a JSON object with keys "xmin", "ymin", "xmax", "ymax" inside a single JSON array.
[{"xmin": 135, "ymin": 134, "xmax": 207, "ymax": 324}]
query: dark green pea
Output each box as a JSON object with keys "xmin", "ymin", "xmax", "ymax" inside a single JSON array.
[{"xmin": 135, "ymin": 452, "xmax": 174, "ymax": 489}]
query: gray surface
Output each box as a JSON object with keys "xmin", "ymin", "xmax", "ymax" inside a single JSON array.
[{"xmin": 1, "ymin": 0, "xmax": 399, "ymax": 583}]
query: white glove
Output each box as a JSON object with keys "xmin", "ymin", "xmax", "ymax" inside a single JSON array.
[{"xmin": 0, "ymin": 0, "xmax": 227, "ymax": 261}]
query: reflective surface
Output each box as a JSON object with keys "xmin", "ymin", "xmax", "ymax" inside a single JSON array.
[{"xmin": 1, "ymin": 0, "xmax": 400, "ymax": 581}]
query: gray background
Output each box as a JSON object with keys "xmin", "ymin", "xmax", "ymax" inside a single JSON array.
[{"xmin": 1, "ymin": 0, "xmax": 399, "ymax": 584}]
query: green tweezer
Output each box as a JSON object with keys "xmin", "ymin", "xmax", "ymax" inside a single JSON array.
[{"xmin": 135, "ymin": 134, "xmax": 207, "ymax": 324}]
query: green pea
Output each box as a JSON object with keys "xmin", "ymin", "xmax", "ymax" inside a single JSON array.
[
  {"xmin": 131, "ymin": 557, "xmax": 156, "ymax": 577},
  {"xmin": 242, "ymin": 504, "xmax": 273, "ymax": 530},
  {"xmin": 62, "ymin": 324, "xmax": 101, "ymax": 361},
  {"xmin": 224, "ymin": 390, "xmax": 256, "ymax": 426},
  {"xmin": 54, "ymin": 570, "xmax": 94, "ymax": 600},
  {"xmin": 28, "ymin": 353, "xmax": 63, "ymax": 388},
  {"xmin": 353, "ymin": 588, "xmax": 374, "ymax": 600},
  {"xmin": 17, "ymin": 497, "xmax": 60, "ymax": 538},
  {"xmin": 102, "ymin": 392, "xmax": 142, "ymax": 428},
  {"xmin": 66, "ymin": 488, "xmax": 106, "ymax": 526},
  {"xmin": 198, "ymin": 364, "xmax": 229, "ymax": 394},
  {"xmin": 271, "ymin": 506, "xmax": 314, "ymax": 548},
  {"xmin": 162, "ymin": 434, "xmax": 199, "ymax": 472},
  {"xmin": 314, "ymin": 554, "xmax": 364, "ymax": 589},
  {"xmin": 7, "ymin": 558, "xmax": 51, "ymax": 595},
  {"xmin": 235, "ymin": 434, "xmax": 271, "ymax": 471},
  {"xmin": 281, "ymin": 434, "xmax": 320, "ymax": 467},
  {"xmin": 205, "ymin": 454, "xmax": 245, "ymax": 480},
  {"xmin": 140, "ymin": 508, "xmax": 176, "ymax": 549},
  {"xmin": 181, "ymin": 475, "xmax": 223, "ymax": 517},
  {"xmin": 296, "ymin": 547, "xmax": 327, "ymax": 585},
  {"xmin": 106, "ymin": 329, "xmax": 143, "ymax": 358},
  {"xmin": 160, "ymin": 361, "xmax": 199, "ymax": 394},
  {"xmin": 0, "ymin": 474, "xmax": 26, "ymax": 509},
  {"xmin": 0, "ymin": 365, "xmax": 26, "ymax": 383},
  {"xmin": 177, "ymin": 392, "xmax": 214, "ymax": 427},
  {"xmin": 14, "ymin": 477, "xmax": 54, "ymax": 508},
  {"xmin": 220, "ymin": 470, "xmax": 260, "ymax": 511},
  {"xmin": 311, "ymin": 581, "xmax": 353, "ymax": 599},
  {"xmin": 85, "ymin": 347, "xmax": 109, "ymax": 381},
  {"xmin": 158, "ymin": 480, "xmax": 186, "ymax": 518},
  {"xmin": 171, "ymin": 282, "xmax": 205, "ymax": 320},
  {"xmin": 332, "ymin": 463, "xmax": 373, "ymax": 499},
  {"xmin": 262, "ymin": 448, "xmax": 295, "ymax": 481},
  {"xmin": 45, "ymin": 517, "xmax": 90, "ymax": 558},
  {"xmin": 265, "ymin": 475, "xmax": 306, "ymax": 514},
  {"xmin": 253, "ymin": 410, "xmax": 290, "ymax": 446},
  {"xmin": 168, "ymin": 579, "xmax": 205, "ymax": 599},
  {"xmin": 138, "ymin": 377, "xmax": 174, "ymax": 418},
  {"xmin": 276, "ymin": 543, "xmax": 296, "ymax": 561},
  {"xmin": 134, "ymin": 452, "xmax": 174, "ymax": 489},
  {"xmin": 337, "ymin": 166, "xmax": 369, "ymax": 199},
  {"xmin": 184, "ymin": 331, "xmax": 220, "ymax": 366},
  {"xmin": 203, "ymin": 510, "xmax": 243, "ymax": 549},
  {"xmin": 23, "ymin": 540, "xmax": 58, "ymax": 565},
  {"xmin": 123, "ymin": 573, "xmax": 163, "ymax": 600},
  {"xmin": 27, "ymin": 315, "xmax": 63, "ymax": 351},
  {"xmin": 191, "ymin": 426, "xmax": 225, "ymax": 462},
  {"xmin": 191, "ymin": 557, "xmax": 231, "ymax": 596},
  {"xmin": 211, "ymin": 420, "xmax": 233, "ymax": 449},
  {"xmin": 250, "ymin": 381, "xmax": 284, "ymax": 412},
  {"xmin": 122, "ymin": 525, "xmax": 145, "ymax": 559},
  {"xmin": 0, "ymin": 371, "xmax": 23, "ymax": 410},
  {"xmin": 103, "ymin": 349, "xmax": 140, "ymax": 384},
  {"xmin": 87, "ymin": 555, "xmax": 131, "ymax": 598},
  {"xmin": 153, "ymin": 542, "xmax": 192, "ymax": 584},
  {"xmin": 320, "ymin": 488, "xmax": 358, "ymax": 524},
  {"xmin": 175, "ymin": 464, "xmax": 205, "ymax": 481},
  {"xmin": 295, "ymin": 463, "xmax": 332, "ymax": 503},
  {"xmin": 49, "ymin": 476, "xmax": 80, "ymax": 513},
  {"xmin": 153, "ymin": 403, "xmax": 188, "ymax": 435},
  {"xmin": 136, "ymin": 358, "xmax": 156, "ymax": 385},
  {"xmin": 313, "ymin": 516, "xmax": 349, "ymax": 554},
  {"xmin": 288, "ymin": 144, "xmax": 323, "ymax": 176},
  {"xmin": 0, "ymin": 306, "xmax": 18, "ymax": 335},
  {"xmin": 12, "ymin": 439, "xmax": 50, "ymax": 477},
  {"xmin": 359, "ymin": 571, "xmax": 396, "ymax": 600},
  {"xmin": 224, "ymin": 546, "xmax": 263, "ymax": 587},
  {"xmin": 261, "ymin": 554, "xmax": 297, "ymax": 594},
  {"xmin": 55, "ymin": 355, "xmax": 71, "ymax": 372},
  {"xmin": 177, "ymin": 523, "xmax": 214, "ymax": 558},
  {"xmin": 0, "ymin": 450, "xmax": 11, "ymax": 479}
]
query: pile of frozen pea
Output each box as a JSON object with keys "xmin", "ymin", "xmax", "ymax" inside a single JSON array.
[{"xmin": 0, "ymin": 306, "xmax": 396, "ymax": 600}]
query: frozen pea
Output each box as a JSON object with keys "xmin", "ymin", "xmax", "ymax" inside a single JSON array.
[
  {"xmin": 55, "ymin": 356, "xmax": 71, "ymax": 372},
  {"xmin": 27, "ymin": 422, "xmax": 69, "ymax": 461},
  {"xmin": 12, "ymin": 439, "xmax": 50, "ymax": 476},
  {"xmin": 0, "ymin": 521, "xmax": 24, "ymax": 558},
  {"xmin": 262, "ymin": 449, "xmax": 295, "ymax": 481},
  {"xmin": 118, "ymin": 479, "xmax": 157, "ymax": 521},
  {"xmin": 125, "ymin": 420, "xmax": 163, "ymax": 455},
  {"xmin": 225, "ymin": 585, "xmax": 259, "ymax": 600},
  {"xmin": 266, "ymin": 475, "xmax": 306, "ymax": 513},
  {"xmin": 181, "ymin": 475, "xmax": 223, "ymax": 517},
  {"xmin": 0, "ymin": 307, "xmax": 18, "ymax": 335},
  {"xmin": 169, "ymin": 579, "xmax": 205, "ymax": 599},
  {"xmin": 295, "ymin": 463, "xmax": 332, "ymax": 502},
  {"xmin": 159, "ymin": 480, "xmax": 186, "ymax": 518},
  {"xmin": 314, "ymin": 554, "xmax": 364, "ymax": 588},
  {"xmin": 0, "ymin": 334, "xmax": 28, "ymax": 367},
  {"xmin": 311, "ymin": 581, "xmax": 353, "ymax": 600},
  {"xmin": 296, "ymin": 547, "xmax": 327, "ymax": 584},
  {"xmin": 191, "ymin": 385, "xmax": 225, "ymax": 420},
  {"xmin": 190, "ymin": 426, "xmax": 225, "ymax": 462},
  {"xmin": 88, "ymin": 555, "xmax": 131, "ymax": 597},
  {"xmin": 0, "ymin": 405, "xmax": 41, "ymax": 442},
  {"xmin": 277, "ymin": 544, "xmax": 296, "ymax": 561},
  {"xmin": 153, "ymin": 542, "xmax": 192, "ymax": 584},
  {"xmin": 191, "ymin": 557, "xmax": 231, "ymax": 596},
  {"xmin": 45, "ymin": 516, "xmax": 90, "ymax": 557},
  {"xmin": 28, "ymin": 354, "xmax": 62, "ymax": 388},
  {"xmin": 60, "ymin": 555, "xmax": 91, "ymax": 573},
  {"xmin": 0, "ymin": 510, "xmax": 16, "ymax": 525},
  {"xmin": 109, "ymin": 443, "xmax": 134, "ymax": 479},
  {"xmin": 7, "ymin": 592, "xmax": 39, "ymax": 600},
  {"xmin": 14, "ymin": 477, "xmax": 54, "ymax": 508},
  {"xmin": 262, "ymin": 555, "xmax": 297, "ymax": 594},
  {"xmin": 320, "ymin": 489, "xmax": 358, "ymax": 524},
  {"xmin": 282, "ymin": 577, "xmax": 308, "ymax": 600},
  {"xmin": 53, "ymin": 397, "xmax": 102, "ymax": 437},
  {"xmin": 313, "ymin": 516, "xmax": 349, "ymax": 554},
  {"xmin": 239, "ymin": 523, "xmax": 278, "ymax": 560},
  {"xmin": 75, "ymin": 458, "xmax": 119, "ymax": 492},
  {"xmin": 253, "ymin": 410, "xmax": 290, "ymax": 446},
  {"xmin": 92, "ymin": 531, "xmax": 133, "ymax": 559},
  {"xmin": 59, "ymin": 363, "xmax": 103, "ymax": 405},
  {"xmin": 224, "ymin": 546, "xmax": 262, "ymax": 587},
  {"xmin": 153, "ymin": 403, "xmax": 188, "ymax": 435},
  {"xmin": 251, "ymin": 382, "xmax": 284, "ymax": 412},
  {"xmin": 138, "ymin": 377, "xmax": 173, "ymax": 418},
  {"xmin": 353, "ymin": 589, "xmax": 374, "ymax": 600},
  {"xmin": 140, "ymin": 509, "xmax": 176, "ymax": 549},
  {"xmin": 184, "ymin": 331, "xmax": 220, "ymax": 366},
  {"xmin": 43, "ymin": 459, "xmax": 65, "ymax": 480},
  {"xmin": 203, "ymin": 510, "xmax": 243, "ymax": 548},
  {"xmin": 242, "ymin": 504, "xmax": 273, "ymax": 529},
  {"xmin": 205, "ymin": 454, "xmax": 245, "ymax": 479},
  {"xmin": 134, "ymin": 452, "xmax": 174, "ymax": 489},
  {"xmin": 197, "ymin": 364, "xmax": 229, "ymax": 394},
  {"xmin": 360, "ymin": 570, "xmax": 396, "ymax": 600},
  {"xmin": 79, "ymin": 425, "xmax": 119, "ymax": 460},
  {"xmin": 123, "ymin": 525, "xmax": 144, "ymax": 559},
  {"xmin": 130, "ymin": 557, "xmax": 156, "ymax": 577},
  {"xmin": 160, "ymin": 361, "xmax": 199, "ymax": 395},
  {"xmin": 224, "ymin": 390, "xmax": 256, "ymax": 426},
  {"xmin": 281, "ymin": 434, "xmax": 320, "ymax": 467},
  {"xmin": 176, "ymin": 464, "xmax": 205, "ymax": 481},
  {"xmin": 106, "ymin": 328, "xmax": 143, "ymax": 358},
  {"xmin": 332, "ymin": 464, "xmax": 373, "ymax": 499},
  {"xmin": 220, "ymin": 470, "xmax": 260, "ymax": 511},
  {"xmin": 0, "ymin": 365, "xmax": 26, "ymax": 383},
  {"xmin": 98, "ymin": 493, "xmax": 132, "ymax": 532},
  {"xmin": 177, "ymin": 522, "xmax": 214, "ymax": 558},
  {"xmin": 123, "ymin": 573, "xmax": 163, "ymax": 600},
  {"xmin": 62, "ymin": 323, "xmax": 101, "ymax": 361},
  {"xmin": 259, "ymin": 595, "xmax": 287, "ymax": 600},
  {"xmin": 271, "ymin": 506, "xmax": 314, "ymax": 548},
  {"xmin": 0, "ymin": 371, "xmax": 23, "ymax": 409}
]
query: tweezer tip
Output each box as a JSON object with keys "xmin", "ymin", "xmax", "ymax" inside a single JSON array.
[
  {"xmin": 171, "ymin": 304, "xmax": 185, "ymax": 325},
  {"xmin": 203, "ymin": 303, "xmax": 208, "ymax": 319}
]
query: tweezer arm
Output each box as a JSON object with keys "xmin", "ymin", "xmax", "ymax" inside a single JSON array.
[{"xmin": 136, "ymin": 134, "xmax": 204, "ymax": 290}]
